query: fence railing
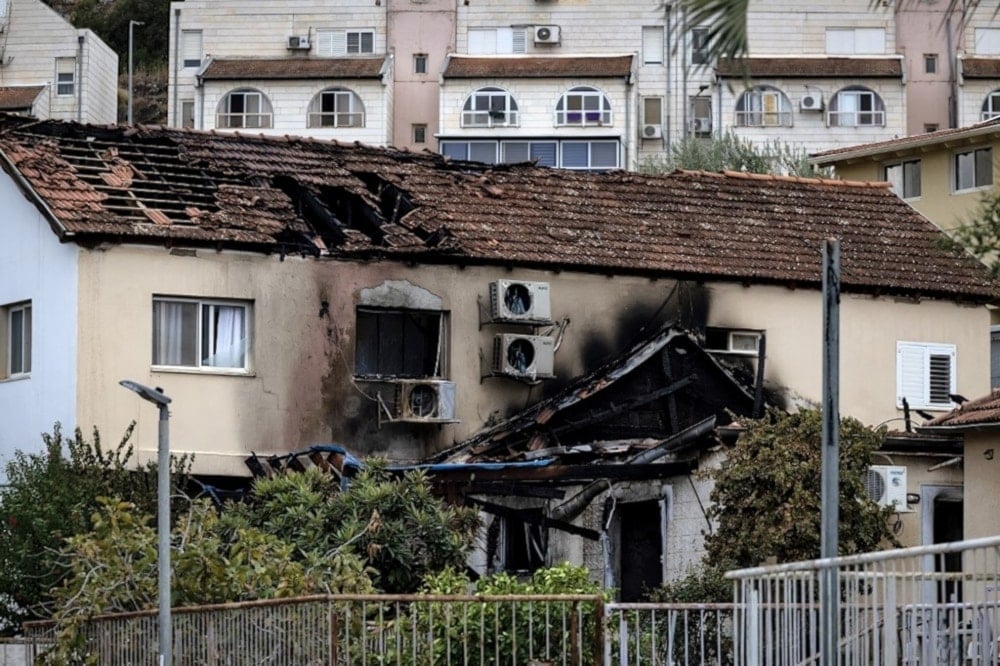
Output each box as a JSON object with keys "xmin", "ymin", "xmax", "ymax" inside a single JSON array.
[
  {"xmin": 605, "ymin": 603, "xmax": 735, "ymax": 666},
  {"xmin": 727, "ymin": 535, "xmax": 1000, "ymax": 666},
  {"xmin": 23, "ymin": 594, "xmax": 605, "ymax": 666}
]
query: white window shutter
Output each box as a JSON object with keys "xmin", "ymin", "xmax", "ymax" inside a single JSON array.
[
  {"xmin": 497, "ymin": 28, "xmax": 515, "ymax": 54},
  {"xmin": 317, "ymin": 29, "xmax": 346, "ymax": 56},
  {"xmin": 897, "ymin": 342, "xmax": 928, "ymax": 408},
  {"xmin": 512, "ymin": 29, "xmax": 527, "ymax": 54},
  {"xmin": 854, "ymin": 28, "xmax": 885, "ymax": 54},
  {"xmin": 468, "ymin": 29, "xmax": 496, "ymax": 54}
]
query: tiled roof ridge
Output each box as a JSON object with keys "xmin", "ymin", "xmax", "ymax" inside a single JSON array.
[
  {"xmin": 448, "ymin": 52, "xmax": 636, "ymax": 59},
  {"xmin": 673, "ymin": 168, "xmax": 892, "ymax": 189},
  {"xmin": 812, "ymin": 116, "xmax": 1000, "ymax": 159}
]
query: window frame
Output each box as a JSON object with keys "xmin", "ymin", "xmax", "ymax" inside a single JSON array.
[
  {"xmin": 315, "ymin": 28, "xmax": 376, "ymax": 57},
  {"xmin": 642, "ymin": 25, "xmax": 665, "ymax": 65},
  {"xmin": 354, "ymin": 307, "xmax": 448, "ymax": 379},
  {"xmin": 55, "ymin": 58, "xmax": 75, "ymax": 96},
  {"xmin": 2, "ymin": 301, "xmax": 31, "ymax": 379},
  {"xmin": 884, "ymin": 159, "xmax": 921, "ymax": 199},
  {"xmin": 462, "ymin": 87, "xmax": 519, "ymax": 128},
  {"xmin": 152, "ymin": 297, "xmax": 253, "ymax": 374},
  {"xmin": 414, "ymin": 53, "xmax": 428, "ymax": 74},
  {"xmin": 896, "ymin": 341, "xmax": 956, "ymax": 410},
  {"xmin": 690, "ymin": 27, "xmax": 710, "ymax": 65},
  {"xmin": 953, "ymin": 146, "xmax": 993, "ymax": 192},
  {"xmin": 412, "ymin": 124, "xmax": 427, "ymax": 144},
  {"xmin": 181, "ymin": 30, "xmax": 203, "ymax": 69},
  {"xmin": 982, "ymin": 90, "xmax": 1000, "ymax": 121},
  {"xmin": 560, "ymin": 140, "xmax": 619, "ymax": 171},
  {"xmin": 735, "ymin": 86, "xmax": 793, "ymax": 128},
  {"xmin": 308, "ymin": 87, "xmax": 365, "ymax": 128},
  {"xmin": 554, "ymin": 86, "xmax": 613, "ymax": 127},
  {"xmin": 827, "ymin": 87, "xmax": 885, "ymax": 127},
  {"xmin": 216, "ymin": 88, "xmax": 272, "ymax": 129}
]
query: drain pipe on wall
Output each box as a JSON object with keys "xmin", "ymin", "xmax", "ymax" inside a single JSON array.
[
  {"xmin": 76, "ymin": 34, "xmax": 83, "ymax": 122},
  {"xmin": 173, "ymin": 8, "xmax": 181, "ymax": 127}
]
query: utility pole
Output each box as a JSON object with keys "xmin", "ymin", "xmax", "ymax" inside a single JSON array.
[{"xmin": 128, "ymin": 20, "xmax": 145, "ymax": 125}]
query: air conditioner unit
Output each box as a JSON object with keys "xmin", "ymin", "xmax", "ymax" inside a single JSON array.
[
  {"xmin": 691, "ymin": 117, "xmax": 712, "ymax": 133},
  {"xmin": 393, "ymin": 379, "xmax": 457, "ymax": 423},
  {"xmin": 800, "ymin": 94, "xmax": 823, "ymax": 112},
  {"xmin": 642, "ymin": 123, "xmax": 663, "ymax": 139},
  {"xmin": 287, "ymin": 35, "xmax": 311, "ymax": 50},
  {"xmin": 493, "ymin": 334, "xmax": 556, "ymax": 379},
  {"xmin": 534, "ymin": 25, "xmax": 561, "ymax": 44},
  {"xmin": 866, "ymin": 465, "xmax": 910, "ymax": 512},
  {"xmin": 489, "ymin": 279, "xmax": 552, "ymax": 322}
]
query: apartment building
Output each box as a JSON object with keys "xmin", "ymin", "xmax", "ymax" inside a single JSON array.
[
  {"xmin": 0, "ymin": 0, "xmax": 118, "ymax": 124},
  {"xmin": 167, "ymin": 0, "xmax": 1000, "ymax": 168}
]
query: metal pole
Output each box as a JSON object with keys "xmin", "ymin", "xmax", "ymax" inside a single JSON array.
[
  {"xmin": 128, "ymin": 21, "xmax": 144, "ymax": 125},
  {"xmin": 820, "ymin": 239, "xmax": 840, "ymax": 665},
  {"xmin": 157, "ymin": 402, "xmax": 172, "ymax": 665}
]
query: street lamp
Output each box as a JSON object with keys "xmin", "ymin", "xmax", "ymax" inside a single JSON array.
[
  {"xmin": 127, "ymin": 20, "xmax": 145, "ymax": 125},
  {"xmin": 119, "ymin": 380, "xmax": 171, "ymax": 665}
]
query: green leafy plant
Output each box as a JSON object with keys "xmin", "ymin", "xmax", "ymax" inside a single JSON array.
[
  {"xmin": 638, "ymin": 130, "xmax": 829, "ymax": 177},
  {"xmin": 941, "ymin": 185, "xmax": 1000, "ymax": 277}
]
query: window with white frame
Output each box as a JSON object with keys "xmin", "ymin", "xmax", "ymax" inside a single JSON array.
[
  {"xmin": 735, "ymin": 86, "xmax": 793, "ymax": 127},
  {"xmin": 982, "ymin": 90, "xmax": 1000, "ymax": 121},
  {"xmin": 440, "ymin": 141, "xmax": 498, "ymax": 164},
  {"xmin": 561, "ymin": 140, "xmax": 619, "ymax": 171},
  {"xmin": 690, "ymin": 96, "xmax": 712, "ymax": 136},
  {"xmin": 468, "ymin": 27, "xmax": 527, "ymax": 55},
  {"xmin": 55, "ymin": 58, "xmax": 75, "ymax": 96},
  {"xmin": 897, "ymin": 342, "xmax": 955, "ymax": 410},
  {"xmin": 884, "ymin": 159, "xmax": 921, "ymax": 199},
  {"xmin": 827, "ymin": 87, "xmax": 884, "ymax": 127},
  {"xmin": 355, "ymin": 308, "xmax": 446, "ymax": 378},
  {"xmin": 642, "ymin": 26, "xmax": 664, "ymax": 65},
  {"xmin": 954, "ymin": 147, "xmax": 992, "ymax": 191},
  {"xmin": 462, "ymin": 87, "xmax": 519, "ymax": 128},
  {"xmin": 316, "ymin": 29, "xmax": 375, "ymax": 56},
  {"xmin": 181, "ymin": 30, "xmax": 203, "ymax": 69},
  {"xmin": 643, "ymin": 97, "xmax": 663, "ymax": 128},
  {"xmin": 308, "ymin": 88, "xmax": 365, "ymax": 128},
  {"xmin": 705, "ymin": 327, "xmax": 762, "ymax": 355},
  {"xmin": 976, "ymin": 28, "xmax": 1000, "ymax": 55},
  {"xmin": 501, "ymin": 141, "xmax": 557, "ymax": 166},
  {"xmin": 555, "ymin": 87, "xmax": 612, "ymax": 127},
  {"xmin": 216, "ymin": 89, "xmax": 272, "ymax": 129},
  {"xmin": 1, "ymin": 301, "xmax": 31, "ymax": 379},
  {"xmin": 152, "ymin": 298, "xmax": 251, "ymax": 371},
  {"xmin": 690, "ymin": 27, "xmax": 710, "ymax": 65},
  {"xmin": 181, "ymin": 100, "xmax": 195, "ymax": 129},
  {"xmin": 825, "ymin": 27, "xmax": 886, "ymax": 54}
]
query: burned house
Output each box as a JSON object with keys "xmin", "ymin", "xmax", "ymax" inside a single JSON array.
[{"xmin": 0, "ymin": 116, "xmax": 995, "ymax": 588}]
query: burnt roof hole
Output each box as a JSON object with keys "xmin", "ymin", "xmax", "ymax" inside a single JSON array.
[
  {"xmin": 353, "ymin": 172, "xmax": 417, "ymax": 226},
  {"xmin": 272, "ymin": 175, "xmax": 349, "ymax": 250}
]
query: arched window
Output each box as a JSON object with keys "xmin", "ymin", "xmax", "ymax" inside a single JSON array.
[
  {"xmin": 216, "ymin": 88, "xmax": 272, "ymax": 129},
  {"xmin": 308, "ymin": 87, "xmax": 365, "ymax": 128},
  {"xmin": 735, "ymin": 86, "xmax": 793, "ymax": 127},
  {"xmin": 555, "ymin": 86, "xmax": 612, "ymax": 127},
  {"xmin": 462, "ymin": 87, "xmax": 519, "ymax": 127},
  {"xmin": 827, "ymin": 86, "xmax": 885, "ymax": 127},
  {"xmin": 982, "ymin": 90, "xmax": 1000, "ymax": 121}
]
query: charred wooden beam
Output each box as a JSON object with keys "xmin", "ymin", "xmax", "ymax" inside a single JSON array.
[{"xmin": 468, "ymin": 498, "xmax": 600, "ymax": 541}]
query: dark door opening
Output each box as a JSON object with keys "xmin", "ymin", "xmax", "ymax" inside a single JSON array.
[
  {"xmin": 619, "ymin": 499, "xmax": 663, "ymax": 602},
  {"xmin": 933, "ymin": 495, "xmax": 964, "ymax": 603}
]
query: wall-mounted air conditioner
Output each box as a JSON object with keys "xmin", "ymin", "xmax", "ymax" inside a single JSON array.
[
  {"xmin": 642, "ymin": 123, "xmax": 663, "ymax": 139},
  {"xmin": 393, "ymin": 379, "xmax": 457, "ymax": 423},
  {"xmin": 534, "ymin": 25, "xmax": 561, "ymax": 44},
  {"xmin": 691, "ymin": 117, "xmax": 712, "ymax": 133},
  {"xmin": 800, "ymin": 94, "xmax": 823, "ymax": 112},
  {"xmin": 866, "ymin": 465, "xmax": 910, "ymax": 511},
  {"xmin": 287, "ymin": 35, "xmax": 311, "ymax": 50},
  {"xmin": 493, "ymin": 334, "xmax": 556, "ymax": 379},
  {"xmin": 489, "ymin": 280, "xmax": 552, "ymax": 323}
]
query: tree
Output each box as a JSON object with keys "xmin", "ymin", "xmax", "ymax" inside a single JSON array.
[
  {"xmin": 703, "ymin": 409, "xmax": 899, "ymax": 569},
  {"xmin": 0, "ymin": 423, "xmax": 189, "ymax": 633},
  {"xmin": 943, "ymin": 186, "xmax": 1000, "ymax": 277},
  {"xmin": 638, "ymin": 130, "xmax": 827, "ymax": 176},
  {"xmin": 66, "ymin": 0, "xmax": 170, "ymax": 72}
]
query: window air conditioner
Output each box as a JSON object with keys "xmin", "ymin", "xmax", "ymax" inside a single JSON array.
[
  {"xmin": 691, "ymin": 117, "xmax": 712, "ymax": 133},
  {"xmin": 800, "ymin": 94, "xmax": 823, "ymax": 112},
  {"xmin": 534, "ymin": 25, "xmax": 561, "ymax": 44},
  {"xmin": 489, "ymin": 280, "xmax": 552, "ymax": 323},
  {"xmin": 393, "ymin": 379, "xmax": 457, "ymax": 423},
  {"xmin": 866, "ymin": 465, "xmax": 910, "ymax": 511},
  {"xmin": 642, "ymin": 123, "xmax": 663, "ymax": 139},
  {"xmin": 287, "ymin": 35, "xmax": 311, "ymax": 50},
  {"xmin": 493, "ymin": 334, "xmax": 556, "ymax": 379}
]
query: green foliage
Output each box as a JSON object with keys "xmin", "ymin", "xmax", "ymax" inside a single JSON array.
[
  {"xmin": 704, "ymin": 409, "xmax": 899, "ymax": 568},
  {"xmin": 638, "ymin": 130, "xmax": 827, "ymax": 177},
  {"xmin": 0, "ymin": 423, "xmax": 189, "ymax": 632},
  {"xmin": 942, "ymin": 186, "xmax": 1000, "ymax": 277},
  {"xmin": 674, "ymin": 0, "xmax": 750, "ymax": 62},
  {"xmin": 67, "ymin": 0, "xmax": 170, "ymax": 72}
]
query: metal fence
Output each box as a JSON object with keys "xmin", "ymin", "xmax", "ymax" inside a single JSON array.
[
  {"xmin": 727, "ymin": 535, "xmax": 1000, "ymax": 666},
  {"xmin": 23, "ymin": 594, "xmax": 605, "ymax": 665},
  {"xmin": 605, "ymin": 603, "xmax": 735, "ymax": 666}
]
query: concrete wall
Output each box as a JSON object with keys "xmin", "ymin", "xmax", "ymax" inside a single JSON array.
[
  {"xmin": 963, "ymin": 430, "xmax": 1000, "ymax": 540},
  {"xmin": 2, "ymin": 0, "xmax": 117, "ymax": 124},
  {"xmin": 0, "ymin": 173, "xmax": 78, "ymax": 485}
]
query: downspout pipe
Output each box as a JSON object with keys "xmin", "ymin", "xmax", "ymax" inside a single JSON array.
[
  {"xmin": 76, "ymin": 34, "xmax": 83, "ymax": 122},
  {"xmin": 173, "ymin": 8, "xmax": 181, "ymax": 127}
]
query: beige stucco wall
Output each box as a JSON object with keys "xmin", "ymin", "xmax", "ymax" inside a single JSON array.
[{"xmin": 963, "ymin": 430, "xmax": 1000, "ymax": 539}]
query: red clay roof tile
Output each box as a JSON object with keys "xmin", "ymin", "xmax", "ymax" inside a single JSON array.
[
  {"xmin": 443, "ymin": 55, "xmax": 634, "ymax": 79},
  {"xmin": 716, "ymin": 56, "xmax": 903, "ymax": 78},
  {"xmin": 0, "ymin": 86, "xmax": 45, "ymax": 110},
  {"xmin": 200, "ymin": 57, "xmax": 387, "ymax": 80}
]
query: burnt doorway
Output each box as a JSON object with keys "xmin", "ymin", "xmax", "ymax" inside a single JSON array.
[
  {"xmin": 618, "ymin": 499, "xmax": 664, "ymax": 601},
  {"xmin": 920, "ymin": 485, "xmax": 964, "ymax": 605}
]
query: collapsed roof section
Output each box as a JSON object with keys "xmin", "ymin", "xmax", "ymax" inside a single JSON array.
[{"xmin": 0, "ymin": 116, "xmax": 997, "ymax": 302}]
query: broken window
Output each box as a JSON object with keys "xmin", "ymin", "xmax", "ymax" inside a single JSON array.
[
  {"xmin": 705, "ymin": 327, "xmax": 762, "ymax": 355},
  {"xmin": 355, "ymin": 308, "xmax": 446, "ymax": 378},
  {"xmin": 503, "ymin": 510, "xmax": 547, "ymax": 573}
]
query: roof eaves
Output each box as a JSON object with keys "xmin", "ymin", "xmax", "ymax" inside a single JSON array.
[{"xmin": 811, "ymin": 119, "xmax": 1000, "ymax": 164}]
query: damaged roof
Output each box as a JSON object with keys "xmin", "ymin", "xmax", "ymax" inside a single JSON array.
[
  {"xmin": 200, "ymin": 57, "xmax": 388, "ymax": 80},
  {"xmin": 918, "ymin": 390, "xmax": 1000, "ymax": 431},
  {"xmin": 716, "ymin": 56, "xmax": 903, "ymax": 78},
  {"xmin": 0, "ymin": 116, "xmax": 996, "ymax": 302}
]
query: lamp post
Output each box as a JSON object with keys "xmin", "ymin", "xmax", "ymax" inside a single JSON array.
[
  {"xmin": 119, "ymin": 380, "xmax": 171, "ymax": 665},
  {"xmin": 127, "ymin": 20, "xmax": 145, "ymax": 125}
]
